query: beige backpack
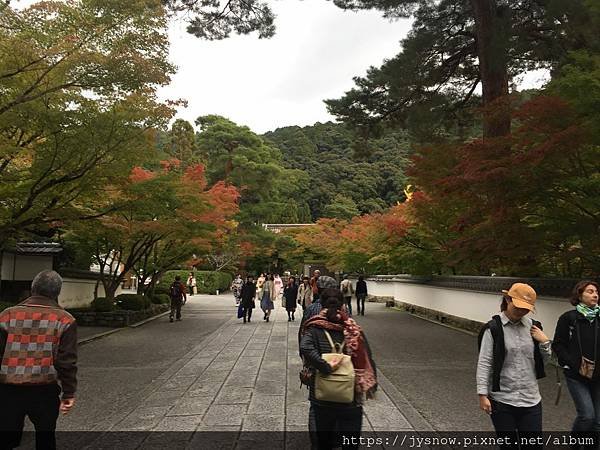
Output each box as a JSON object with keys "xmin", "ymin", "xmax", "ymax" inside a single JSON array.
[{"xmin": 315, "ymin": 330, "xmax": 355, "ymax": 403}]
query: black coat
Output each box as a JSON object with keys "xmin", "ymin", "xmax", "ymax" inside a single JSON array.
[
  {"xmin": 355, "ymin": 280, "xmax": 367, "ymax": 295},
  {"xmin": 284, "ymin": 284, "xmax": 298, "ymax": 310},
  {"xmin": 553, "ymin": 309, "xmax": 600, "ymax": 381},
  {"xmin": 240, "ymin": 282, "xmax": 256, "ymax": 308}
]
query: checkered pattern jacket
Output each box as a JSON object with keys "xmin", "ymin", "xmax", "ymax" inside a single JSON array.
[{"xmin": 0, "ymin": 295, "xmax": 78, "ymax": 398}]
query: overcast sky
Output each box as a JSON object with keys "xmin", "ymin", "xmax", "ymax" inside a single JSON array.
[{"xmin": 159, "ymin": 1, "xmax": 412, "ymax": 134}]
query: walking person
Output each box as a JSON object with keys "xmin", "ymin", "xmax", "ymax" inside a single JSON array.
[
  {"xmin": 300, "ymin": 288, "xmax": 377, "ymax": 450},
  {"xmin": 310, "ymin": 270, "xmax": 321, "ymax": 302},
  {"xmin": 340, "ymin": 275, "xmax": 354, "ymax": 316},
  {"xmin": 240, "ymin": 275, "xmax": 256, "ymax": 324},
  {"xmin": 274, "ymin": 273, "xmax": 284, "ymax": 306},
  {"xmin": 0, "ymin": 270, "xmax": 78, "ymax": 450},
  {"xmin": 355, "ymin": 276, "xmax": 367, "ymax": 316},
  {"xmin": 552, "ymin": 280, "xmax": 600, "ymax": 448},
  {"xmin": 186, "ymin": 272, "xmax": 197, "ymax": 297},
  {"xmin": 169, "ymin": 275, "xmax": 187, "ymax": 322},
  {"xmin": 476, "ymin": 283, "xmax": 551, "ymax": 449},
  {"xmin": 231, "ymin": 274, "xmax": 244, "ymax": 306},
  {"xmin": 284, "ymin": 276, "xmax": 299, "ymax": 321},
  {"xmin": 261, "ymin": 274, "xmax": 276, "ymax": 322},
  {"xmin": 297, "ymin": 276, "xmax": 313, "ymax": 311}
]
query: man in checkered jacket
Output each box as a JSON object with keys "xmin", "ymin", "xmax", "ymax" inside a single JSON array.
[{"xmin": 0, "ymin": 270, "xmax": 77, "ymax": 449}]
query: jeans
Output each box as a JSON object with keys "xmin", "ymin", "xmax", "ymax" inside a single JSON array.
[
  {"xmin": 344, "ymin": 297, "xmax": 352, "ymax": 316},
  {"xmin": 566, "ymin": 376, "xmax": 600, "ymax": 438},
  {"xmin": 356, "ymin": 294, "xmax": 366, "ymax": 315},
  {"xmin": 490, "ymin": 400, "xmax": 542, "ymax": 450},
  {"xmin": 312, "ymin": 402, "xmax": 362, "ymax": 450},
  {"xmin": 0, "ymin": 383, "xmax": 61, "ymax": 450}
]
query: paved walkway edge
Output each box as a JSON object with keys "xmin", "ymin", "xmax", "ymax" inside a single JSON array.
[
  {"xmin": 77, "ymin": 311, "xmax": 171, "ymax": 345},
  {"xmin": 377, "ymin": 370, "xmax": 434, "ymax": 431}
]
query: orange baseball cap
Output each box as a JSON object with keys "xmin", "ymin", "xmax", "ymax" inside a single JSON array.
[{"xmin": 502, "ymin": 283, "xmax": 537, "ymax": 311}]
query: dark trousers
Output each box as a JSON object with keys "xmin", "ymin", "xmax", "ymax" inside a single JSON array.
[
  {"xmin": 0, "ymin": 383, "xmax": 60, "ymax": 450},
  {"xmin": 356, "ymin": 294, "xmax": 366, "ymax": 315},
  {"xmin": 490, "ymin": 400, "xmax": 542, "ymax": 450},
  {"xmin": 243, "ymin": 307, "xmax": 253, "ymax": 321},
  {"xmin": 312, "ymin": 402, "xmax": 362, "ymax": 450},
  {"xmin": 170, "ymin": 298, "xmax": 182, "ymax": 320}
]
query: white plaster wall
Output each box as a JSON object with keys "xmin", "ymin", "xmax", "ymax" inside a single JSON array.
[
  {"xmin": 366, "ymin": 279, "xmax": 573, "ymax": 340},
  {"xmin": 1, "ymin": 253, "xmax": 53, "ymax": 281},
  {"xmin": 59, "ymin": 278, "xmax": 126, "ymax": 309}
]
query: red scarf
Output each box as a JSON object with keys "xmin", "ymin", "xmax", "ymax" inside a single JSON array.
[{"xmin": 303, "ymin": 309, "xmax": 377, "ymax": 398}]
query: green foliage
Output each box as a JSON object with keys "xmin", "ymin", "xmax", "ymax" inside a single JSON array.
[
  {"xmin": 164, "ymin": 0, "xmax": 275, "ymax": 40},
  {"xmin": 0, "ymin": 0, "xmax": 175, "ymax": 247},
  {"xmin": 160, "ymin": 270, "xmax": 232, "ymax": 294},
  {"xmin": 323, "ymin": 194, "xmax": 360, "ymax": 220},
  {"xmin": 150, "ymin": 294, "xmax": 170, "ymax": 305},
  {"xmin": 115, "ymin": 294, "xmax": 150, "ymax": 311},
  {"xmin": 264, "ymin": 122, "xmax": 410, "ymax": 219},
  {"xmin": 195, "ymin": 115, "xmax": 307, "ymax": 224},
  {"xmin": 91, "ymin": 297, "xmax": 114, "ymax": 313},
  {"xmin": 0, "ymin": 302, "xmax": 13, "ymax": 312},
  {"xmin": 196, "ymin": 271, "xmax": 233, "ymax": 294}
]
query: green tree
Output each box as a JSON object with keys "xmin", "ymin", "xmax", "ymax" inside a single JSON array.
[
  {"xmin": 195, "ymin": 115, "xmax": 307, "ymax": 224},
  {"xmin": 323, "ymin": 194, "xmax": 359, "ymax": 221},
  {"xmin": 0, "ymin": 0, "xmax": 174, "ymax": 248},
  {"xmin": 167, "ymin": 119, "xmax": 198, "ymax": 166}
]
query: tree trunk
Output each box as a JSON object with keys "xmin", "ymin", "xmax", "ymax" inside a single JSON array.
[{"xmin": 471, "ymin": 0, "xmax": 511, "ymax": 139}]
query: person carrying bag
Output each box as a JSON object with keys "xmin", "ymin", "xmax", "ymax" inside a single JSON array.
[{"xmin": 300, "ymin": 288, "xmax": 377, "ymax": 450}]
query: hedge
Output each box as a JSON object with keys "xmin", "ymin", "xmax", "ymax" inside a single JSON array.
[
  {"xmin": 91, "ymin": 297, "xmax": 114, "ymax": 312},
  {"xmin": 115, "ymin": 294, "xmax": 151, "ymax": 311},
  {"xmin": 160, "ymin": 270, "xmax": 233, "ymax": 295},
  {"xmin": 151, "ymin": 294, "xmax": 170, "ymax": 305},
  {"xmin": 0, "ymin": 302, "xmax": 14, "ymax": 312}
]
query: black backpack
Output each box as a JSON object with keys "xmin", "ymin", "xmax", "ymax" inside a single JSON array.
[
  {"xmin": 478, "ymin": 315, "xmax": 546, "ymax": 392},
  {"xmin": 170, "ymin": 282, "xmax": 182, "ymax": 300}
]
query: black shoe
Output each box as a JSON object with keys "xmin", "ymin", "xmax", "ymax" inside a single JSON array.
[
  {"xmin": 292, "ymin": 315, "xmax": 295, "ymax": 321},
  {"xmin": 288, "ymin": 317, "xmax": 291, "ymax": 322},
  {"xmin": 169, "ymin": 317, "xmax": 174, "ymax": 322},
  {"xmin": 266, "ymin": 317, "xmax": 269, "ymax": 322},
  {"xmin": 243, "ymin": 319, "xmax": 246, "ymax": 323},
  {"xmin": 263, "ymin": 314, "xmax": 267, "ymax": 320}
]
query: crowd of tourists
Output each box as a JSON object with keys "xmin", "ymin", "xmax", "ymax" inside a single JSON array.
[{"xmin": 2, "ymin": 268, "xmax": 600, "ymax": 450}]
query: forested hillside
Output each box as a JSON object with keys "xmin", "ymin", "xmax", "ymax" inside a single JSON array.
[{"xmin": 264, "ymin": 122, "xmax": 411, "ymax": 221}]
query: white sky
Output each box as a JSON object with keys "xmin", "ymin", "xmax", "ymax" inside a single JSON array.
[{"xmin": 159, "ymin": 1, "xmax": 412, "ymax": 134}]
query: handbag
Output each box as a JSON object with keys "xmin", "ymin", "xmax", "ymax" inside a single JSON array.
[
  {"xmin": 314, "ymin": 330, "xmax": 355, "ymax": 404},
  {"xmin": 237, "ymin": 303, "xmax": 244, "ymax": 319},
  {"xmin": 576, "ymin": 319, "xmax": 598, "ymax": 379}
]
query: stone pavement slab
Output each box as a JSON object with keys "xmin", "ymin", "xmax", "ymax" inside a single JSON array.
[
  {"xmin": 105, "ymin": 299, "xmax": 420, "ymax": 435},
  {"xmin": 67, "ymin": 294, "xmax": 426, "ymax": 448}
]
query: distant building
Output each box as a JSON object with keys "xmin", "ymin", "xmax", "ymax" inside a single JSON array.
[
  {"xmin": 0, "ymin": 242, "xmax": 62, "ymax": 301},
  {"xmin": 262, "ymin": 223, "xmax": 315, "ymax": 234}
]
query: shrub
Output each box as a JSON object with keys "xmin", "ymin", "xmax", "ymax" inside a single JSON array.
[
  {"xmin": 151, "ymin": 294, "xmax": 170, "ymax": 305},
  {"xmin": 152, "ymin": 285, "xmax": 170, "ymax": 296},
  {"xmin": 115, "ymin": 294, "xmax": 150, "ymax": 311},
  {"xmin": 91, "ymin": 297, "xmax": 114, "ymax": 312},
  {"xmin": 161, "ymin": 270, "xmax": 234, "ymax": 295}
]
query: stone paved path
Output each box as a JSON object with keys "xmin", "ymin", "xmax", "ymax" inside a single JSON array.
[
  {"xmin": 76, "ymin": 298, "xmax": 416, "ymax": 446},
  {"xmin": 110, "ymin": 305, "xmax": 412, "ymax": 429}
]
